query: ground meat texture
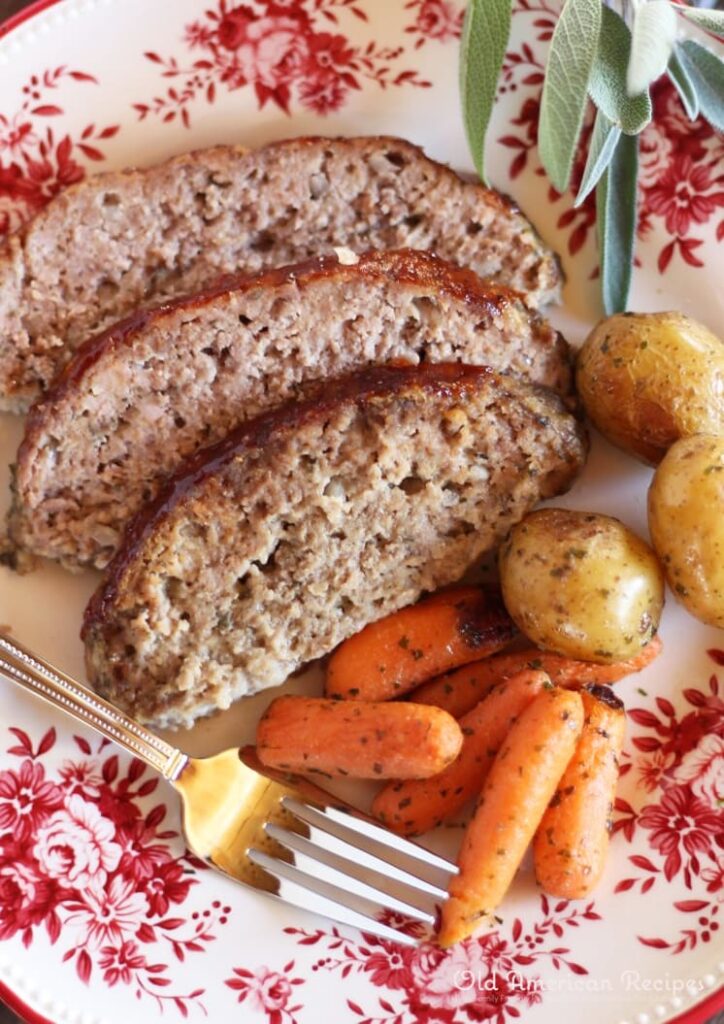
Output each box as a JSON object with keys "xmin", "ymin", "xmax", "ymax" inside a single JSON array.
[
  {"xmin": 82, "ymin": 362, "xmax": 587, "ymax": 730},
  {"xmin": 0, "ymin": 136, "xmax": 562, "ymax": 411},
  {"xmin": 8, "ymin": 249, "xmax": 573, "ymax": 573}
]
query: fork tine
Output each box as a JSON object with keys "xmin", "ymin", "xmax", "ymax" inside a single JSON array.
[
  {"xmin": 273, "ymin": 811, "xmax": 449, "ymax": 901},
  {"xmin": 281, "ymin": 797, "xmax": 457, "ymax": 889},
  {"xmin": 247, "ymin": 848, "xmax": 425, "ymax": 948},
  {"xmin": 264, "ymin": 822, "xmax": 436, "ymax": 924}
]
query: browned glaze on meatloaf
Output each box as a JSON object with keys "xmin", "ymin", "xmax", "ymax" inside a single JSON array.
[
  {"xmin": 9, "ymin": 249, "xmax": 573, "ymax": 572},
  {"xmin": 83, "ymin": 362, "xmax": 587, "ymax": 730},
  {"xmin": 0, "ymin": 136, "xmax": 562, "ymax": 410}
]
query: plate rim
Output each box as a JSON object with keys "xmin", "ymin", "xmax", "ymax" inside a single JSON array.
[
  {"xmin": 0, "ymin": 2, "xmax": 721, "ymax": 1023},
  {"xmin": 0, "ymin": 0, "xmax": 62, "ymax": 40}
]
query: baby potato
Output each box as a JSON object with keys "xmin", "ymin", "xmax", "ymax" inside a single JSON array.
[
  {"xmin": 648, "ymin": 435, "xmax": 724, "ymax": 628},
  {"xmin": 576, "ymin": 312, "xmax": 724, "ymax": 464},
  {"xmin": 499, "ymin": 509, "xmax": 664, "ymax": 663}
]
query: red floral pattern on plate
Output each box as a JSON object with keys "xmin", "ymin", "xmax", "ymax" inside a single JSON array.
[
  {"xmin": 281, "ymin": 897, "xmax": 599, "ymax": 1023},
  {"xmin": 133, "ymin": 0, "xmax": 433, "ymax": 126},
  {"xmin": 0, "ymin": 727, "xmax": 227, "ymax": 1015},
  {"xmin": 226, "ymin": 961, "xmax": 306, "ymax": 1024},
  {"xmin": 613, "ymin": 649, "xmax": 724, "ymax": 954},
  {"xmin": 403, "ymin": 0, "xmax": 464, "ymax": 49},
  {"xmin": 499, "ymin": 3, "xmax": 724, "ymax": 276},
  {"xmin": 0, "ymin": 66, "xmax": 118, "ymax": 237}
]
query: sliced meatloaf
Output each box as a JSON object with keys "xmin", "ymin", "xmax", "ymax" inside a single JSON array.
[
  {"xmin": 0, "ymin": 135, "xmax": 561, "ymax": 410},
  {"xmin": 82, "ymin": 362, "xmax": 587, "ymax": 730},
  {"xmin": 9, "ymin": 249, "xmax": 573, "ymax": 573}
]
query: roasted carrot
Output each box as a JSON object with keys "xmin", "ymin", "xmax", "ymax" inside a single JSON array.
[
  {"xmin": 256, "ymin": 695, "xmax": 463, "ymax": 779},
  {"xmin": 372, "ymin": 669, "xmax": 551, "ymax": 836},
  {"xmin": 533, "ymin": 684, "xmax": 626, "ymax": 899},
  {"xmin": 411, "ymin": 636, "xmax": 661, "ymax": 719},
  {"xmin": 325, "ymin": 586, "xmax": 515, "ymax": 701},
  {"xmin": 438, "ymin": 688, "xmax": 584, "ymax": 947}
]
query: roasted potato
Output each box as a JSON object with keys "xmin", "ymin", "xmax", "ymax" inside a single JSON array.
[
  {"xmin": 499, "ymin": 509, "xmax": 664, "ymax": 663},
  {"xmin": 648, "ymin": 435, "xmax": 724, "ymax": 628},
  {"xmin": 576, "ymin": 312, "xmax": 724, "ymax": 464}
]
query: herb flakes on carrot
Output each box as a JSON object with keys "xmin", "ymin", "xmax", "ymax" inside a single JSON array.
[
  {"xmin": 325, "ymin": 586, "xmax": 515, "ymax": 701},
  {"xmin": 438, "ymin": 687, "xmax": 584, "ymax": 947},
  {"xmin": 411, "ymin": 636, "xmax": 661, "ymax": 719},
  {"xmin": 372, "ymin": 669, "xmax": 551, "ymax": 836},
  {"xmin": 256, "ymin": 695, "xmax": 463, "ymax": 779}
]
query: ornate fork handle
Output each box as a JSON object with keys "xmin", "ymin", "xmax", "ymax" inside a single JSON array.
[{"xmin": 0, "ymin": 634, "xmax": 187, "ymax": 780}]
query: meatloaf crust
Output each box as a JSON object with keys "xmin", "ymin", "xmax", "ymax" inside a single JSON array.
[
  {"xmin": 83, "ymin": 362, "xmax": 587, "ymax": 729},
  {"xmin": 9, "ymin": 249, "xmax": 573, "ymax": 572},
  {"xmin": 0, "ymin": 135, "xmax": 562, "ymax": 410}
]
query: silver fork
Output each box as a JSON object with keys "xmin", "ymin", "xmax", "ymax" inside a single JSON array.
[{"xmin": 0, "ymin": 633, "xmax": 456, "ymax": 948}]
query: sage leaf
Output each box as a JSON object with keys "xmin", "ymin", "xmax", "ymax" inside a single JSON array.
[
  {"xmin": 668, "ymin": 45, "xmax": 699, "ymax": 120},
  {"xmin": 538, "ymin": 0, "xmax": 602, "ymax": 193},
  {"xmin": 589, "ymin": 6, "xmax": 652, "ymax": 134},
  {"xmin": 460, "ymin": 0, "xmax": 512, "ymax": 185},
  {"xmin": 575, "ymin": 109, "xmax": 621, "ymax": 207},
  {"xmin": 596, "ymin": 132, "xmax": 638, "ymax": 315},
  {"xmin": 676, "ymin": 6, "xmax": 724, "ymax": 36},
  {"xmin": 679, "ymin": 39, "xmax": 724, "ymax": 132},
  {"xmin": 628, "ymin": 1, "xmax": 678, "ymax": 96}
]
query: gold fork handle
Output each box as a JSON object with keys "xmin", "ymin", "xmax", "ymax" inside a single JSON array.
[{"xmin": 0, "ymin": 634, "xmax": 187, "ymax": 780}]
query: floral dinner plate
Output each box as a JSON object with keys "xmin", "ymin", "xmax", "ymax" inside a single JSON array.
[{"xmin": 0, "ymin": 2, "xmax": 722, "ymax": 1023}]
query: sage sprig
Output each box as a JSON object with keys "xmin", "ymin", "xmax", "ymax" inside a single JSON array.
[{"xmin": 460, "ymin": 0, "xmax": 724, "ymax": 314}]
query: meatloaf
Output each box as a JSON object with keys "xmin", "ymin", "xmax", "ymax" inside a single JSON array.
[
  {"xmin": 0, "ymin": 135, "xmax": 561, "ymax": 411},
  {"xmin": 82, "ymin": 362, "xmax": 587, "ymax": 730},
  {"xmin": 8, "ymin": 249, "xmax": 573, "ymax": 572}
]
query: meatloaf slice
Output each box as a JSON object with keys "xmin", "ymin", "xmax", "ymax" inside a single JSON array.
[
  {"xmin": 82, "ymin": 362, "xmax": 587, "ymax": 730},
  {"xmin": 0, "ymin": 135, "xmax": 561, "ymax": 411},
  {"xmin": 9, "ymin": 249, "xmax": 573, "ymax": 573}
]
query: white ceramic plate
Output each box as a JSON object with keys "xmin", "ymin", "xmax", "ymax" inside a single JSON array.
[{"xmin": 0, "ymin": 2, "xmax": 722, "ymax": 1023}]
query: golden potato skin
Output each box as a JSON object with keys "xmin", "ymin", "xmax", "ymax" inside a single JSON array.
[
  {"xmin": 648, "ymin": 435, "xmax": 724, "ymax": 628},
  {"xmin": 576, "ymin": 312, "xmax": 724, "ymax": 464},
  {"xmin": 499, "ymin": 509, "xmax": 664, "ymax": 663}
]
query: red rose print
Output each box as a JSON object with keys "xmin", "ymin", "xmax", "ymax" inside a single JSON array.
[
  {"xmin": 0, "ymin": 759, "xmax": 63, "ymax": 842},
  {"xmin": 226, "ymin": 962, "xmax": 306, "ymax": 1024},
  {"xmin": 0, "ymin": 838, "xmax": 61, "ymax": 943},
  {"xmin": 286, "ymin": 896, "xmax": 596, "ymax": 1022},
  {"xmin": 34, "ymin": 794, "xmax": 122, "ymax": 888},
  {"xmin": 217, "ymin": 4, "xmax": 256, "ymax": 50},
  {"xmin": 405, "ymin": 0, "xmax": 464, "ymax": 48},
  {"xmin": 0, "ymin": 728, "xmax": 222, "ymax": 1011},
  {"xmin": 134, "ymin": 0, "xmax": 431, "ymax": 127}
]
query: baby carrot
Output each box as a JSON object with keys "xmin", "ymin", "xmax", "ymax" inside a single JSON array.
[
  {"xmin": 372, "ymin": 669, "xmax": 551, "ymax": 836},
  {"xmin": 438, "ymin": 687, "xmax": 584, "ymax": 947},
  {"xmin": 256, "ymin": 695, "xmax": 463, "ymax": 780},
  {"xmin": 325, "ymin": 586, "xmax": 515, "ymax": 701},
  {"xmin": 411, "ymin": 636, "xmax": 661, "ymax": 719},
  {"xmin": 533, "ymin": 684, "xmax": 626, "ymax": 899}
]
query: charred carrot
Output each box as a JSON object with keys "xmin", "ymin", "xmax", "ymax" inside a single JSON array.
[
  {"xmin": 411, "ymin": 637, "xmax": 661, "ymax": 719},
  {"xmin": 325, "ymin": 587, "xmax": 515, "ymax": 702},
  {"xmin": 533, "ymin": 684, "xmax": 626, "ymax": 899},
  {"xmin": 438, "ymin": 688, "xmax": 584, "ymax": 947},
  {"xmin": 256, "ymin": 695, "xmax": 463, "ymax": 780},
  {"xmin": 372, "ymin": 669, "xmax": 551, "ymax": 836}
]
